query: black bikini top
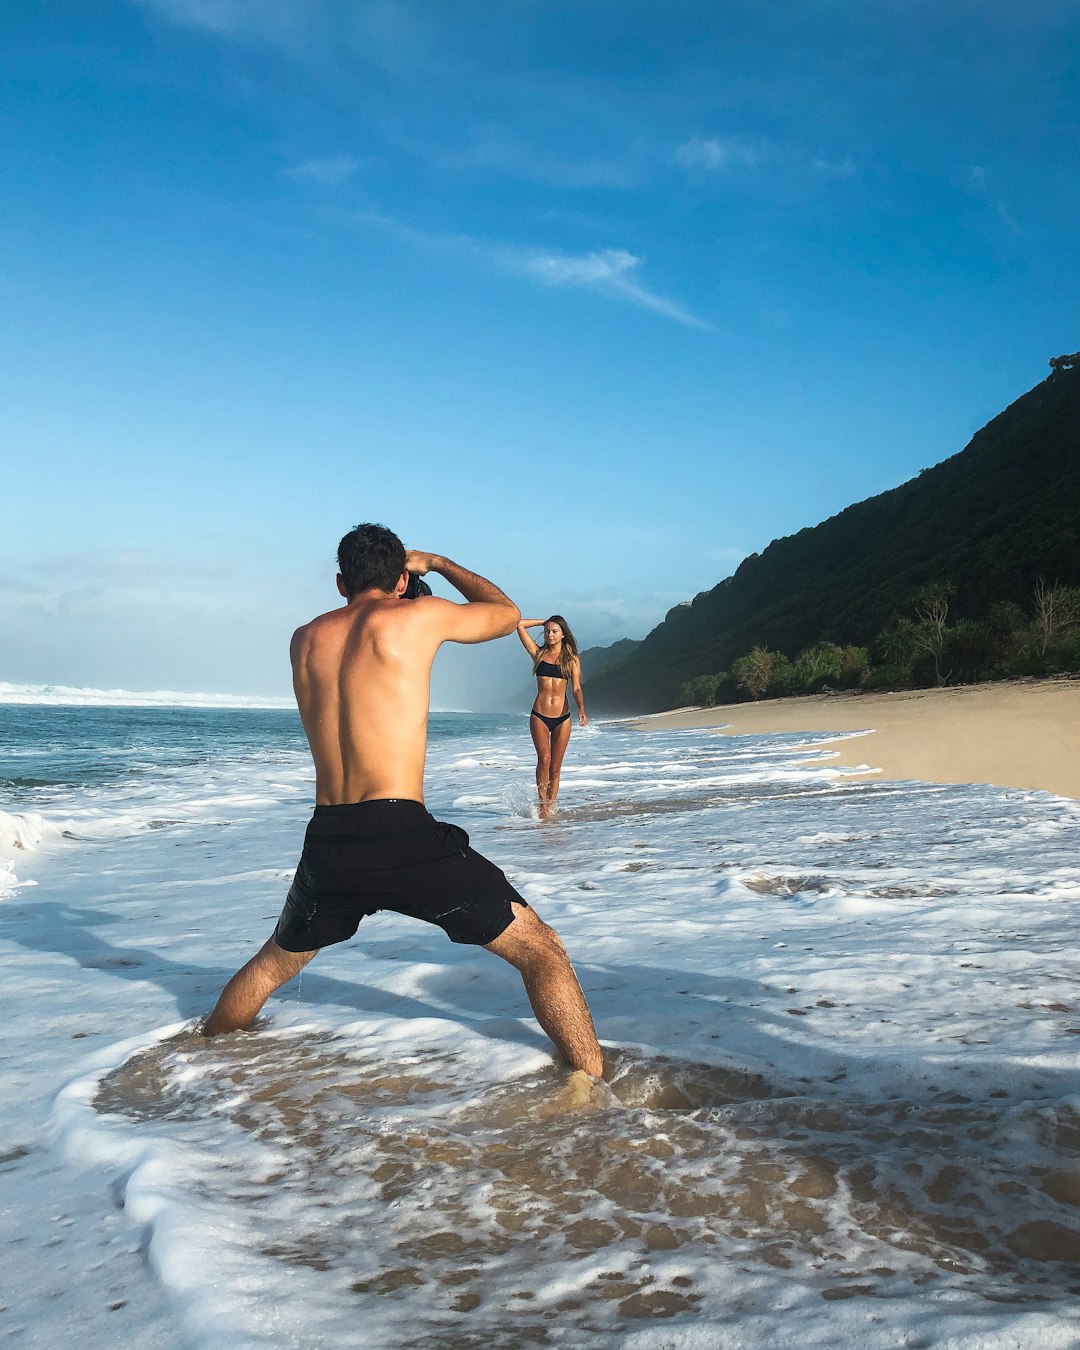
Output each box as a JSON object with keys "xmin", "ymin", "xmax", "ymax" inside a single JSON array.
[{"xmin": 535, "ymin": 659, "xmax": 568, "ymax": 681}]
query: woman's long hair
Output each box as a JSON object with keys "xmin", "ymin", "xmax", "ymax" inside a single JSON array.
[{"xmin": 533, "ymin": 614, "xmax": 580, "ymax": 678}]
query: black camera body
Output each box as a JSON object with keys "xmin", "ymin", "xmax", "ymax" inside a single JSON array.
[{"xmin": 402, "ymin": 573, "xmax": 433, "ymax": 600}]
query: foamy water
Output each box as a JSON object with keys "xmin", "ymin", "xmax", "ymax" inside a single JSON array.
[
  {"xmin": 3, "ymin": 706, "xmax": 1080, "ymax": 1347},
  {"xmin": 0, "ymin": 681, "xmax": 299, "ymax": 709}
]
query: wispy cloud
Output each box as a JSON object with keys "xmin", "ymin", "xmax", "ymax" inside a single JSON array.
[
  {"xmin": 967, "ymin": 164, "xmax": 1021, "ymax": 235},
  {"xmin": 286, "ymin": 154, "xmax": 361, "ymax": 186},
  {"xmin": 501, "ymin": 246, "xmax": 712, "ymax": 330},
  {"xmin": 676, "ymin": 134, "xmax": 856, "ymax": 182},
  {"xmin": 133, "ymin": 0, "xmax": 306, "ymax": 43},
  {"xmin": 812, "ymin": 155, "xmax": 856, "ymax": 180},
  {"xmin": 676, "ymin": 135, "xmax": 766, "ymax": 172},
  {"xmin": 358, "ymin": 211, "xmax": 712, "ymax": 331},
  {"xmin": 435, "ymin": 131, "xmax": 645, "ymax": 190}
]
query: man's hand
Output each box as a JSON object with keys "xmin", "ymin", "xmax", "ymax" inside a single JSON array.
[
  {"xmin": 403, "ymin": 553, "xmax": 519, "ymax": 643},
  {"xmin": 404, "ymin": 550, "xmax": 442, "ymax": 576}
]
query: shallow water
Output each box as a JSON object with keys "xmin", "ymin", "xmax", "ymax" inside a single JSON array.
[
  {"xmin": 5, "ymin": 706, "xmax": 1080, "ymax": 1346},
  {"xmin": 89, "ymin": 1026, "xmax": 1080, "ymax": 1346}
]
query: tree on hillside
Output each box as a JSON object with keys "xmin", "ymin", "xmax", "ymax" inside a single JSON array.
[
  {"xmin": 795, "ymin": 642, "xmax": 843, "ymax": 689},
  {"xmin": 732, "ymin": 646, "xmax": 773, "ymax": 699},
  {"xmin": 1033, "ymin": 578, "xmax": 1080, "ymax": 655},
  {"xmin": 681, "ymin": 672, "xmax": 726, "ymax": 706},
  {"xmin": 911, "ymin": 582, "xmax": 954, "ymax": 686}
]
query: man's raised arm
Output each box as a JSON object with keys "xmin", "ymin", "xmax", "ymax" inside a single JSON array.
[{"xmin": 405, "ymin": 551, "xmax": 520, "ymax": 644}]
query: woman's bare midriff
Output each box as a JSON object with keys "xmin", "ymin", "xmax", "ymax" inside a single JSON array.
[{"xmin": 532, "ymin": 674, "xmax": 570, "ymax": 718}]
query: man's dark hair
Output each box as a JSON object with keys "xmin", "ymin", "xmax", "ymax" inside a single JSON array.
[{"xmin": 337, "ymin": 523, "xmax": 406, "ymax": 597}]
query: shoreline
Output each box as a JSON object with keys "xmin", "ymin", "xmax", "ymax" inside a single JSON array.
[{"xmin": 629, "ymin": 678, "xmax": 1080, "ymax": 800}]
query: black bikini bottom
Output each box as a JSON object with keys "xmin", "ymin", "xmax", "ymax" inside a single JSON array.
[{"xmin": 530, "ymin": 708, "xmax": 571, "ymax": 733}]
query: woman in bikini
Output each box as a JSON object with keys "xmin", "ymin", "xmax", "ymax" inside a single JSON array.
[{"xmin": 517, "ymin": 615, "xmax": 587, "ymax": 815}]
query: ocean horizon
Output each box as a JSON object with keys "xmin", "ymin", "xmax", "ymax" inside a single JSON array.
[{"xmin": 0, "ymin": 680, "xmax": 490, "ymax": 715}]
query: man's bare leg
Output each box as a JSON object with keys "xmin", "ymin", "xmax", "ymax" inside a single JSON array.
[
  {"xmin": 202, "ymin": 938, "xmax": 316, "ymax": 1037},
  {"xmin": 485, "ymin": 904, "xmax": 603, "ymax": 1077}
]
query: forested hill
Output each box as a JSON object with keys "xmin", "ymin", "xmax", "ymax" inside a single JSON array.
[{"xmin": 588, "ymin": 358, "xmax": 1080, "ymax": 713}]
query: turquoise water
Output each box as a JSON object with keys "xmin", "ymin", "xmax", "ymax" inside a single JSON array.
[{"xmin": 0, "ymin": 704, "xmax": 517, "ymax": 799}]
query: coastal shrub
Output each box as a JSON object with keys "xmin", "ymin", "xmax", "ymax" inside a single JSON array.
[
  {"xmin": 767, "ymin": 653, "xmax": 800, "ymax": 697},
  {"xmin": 874, "ymin": 616, "xmax": 920, "ymax": 669},
  {"xmin": 987, "ymin": 651, "xmax": 1048, "ymax": 680},
  {"xmin": 861, "ymin": 664, "xmax": 913, "ymax": 691},
  {"xmin": 732, "ymin": 647, "xmax": 773, "ymax": 700},
  {"xmin": 910, "ymin": 652, "xmax": 943, "ymax": 687},
  {"xmin": 717, "ymin": 671, "xmax": 740, "ymax": 703},
  {"xmin": 981, "ymin": 602, "xmax": 1033, "ymax": 669},
  {"xmin": 941, "ymin": 621, "xmax": 998, "ymax": 684},
  {"xmin": 795, "ymin": 642, "xmax": 845, "ymax": 690},
  {"xmin": 1044, "ymin": 631, "xmax": 1080, "ymax": 674},
  {"xmin": 666, "ymin": 577, "xmax": 1074, "ymax": 712},
  {"xmin": 838, "ymin": 645, "xmax": 871, "ymax": 687},
  {"xmin": 1033, "ymin": 580, "xmax": 1080, "ymax": 654},
  {"xmin": 986, "ymin": 630, "xmax": 1080, "ymax": 680},
  {"xmin": 986, "ymin": 600, "xmax": 1028, "ymax": 644},
  {"xmin": 791, "ymin": 642, "xmax": 871, "ymax": 693},
  {"xmin": 681, "ymin": 673, "xmax": 723, "ymax": 706}
]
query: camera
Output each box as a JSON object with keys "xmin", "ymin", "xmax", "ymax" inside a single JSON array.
[{"xmin": 402, "ymin": 573, "xmax": 432, "ymax": 600}]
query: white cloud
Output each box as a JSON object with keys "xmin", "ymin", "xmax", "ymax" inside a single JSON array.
[
  {"xmin": 434, "ymin": 131, "xmax": 643, "ymax": 191},
  {"xmin": 966, "ymin": 164, "xmax": 1021, "ymax": 236},
  {"xmin": 676, "ymin": 135, "xmax": 765, "ymax": 171},
  {"xmin": 812, "ymin": 155, "xmax": 856, "ymax": 179},
  {"xmin": 357, "ymin": 212, "xmax": 712, "ymax": 331},
  {"xmin": 501, "ymin": 246, "xmax": 713, "ymax": 331},
  {"xmin": 514, "ymin": 247, "xmax": 639, "ymax": 288},
  {"xmin": 677, "ymin": 135, "xmax": 856, "ymax": 183},
  {"xmin": 286, "ymin": 155, "xmax": 361, "ymax": 186},
  {"xmin": 133, "ymin": 0, "xmax": 303, "ymax": 41},
  {"xmin": 26, "ymin": 549, "xmax": 240, "ymax": 584}
]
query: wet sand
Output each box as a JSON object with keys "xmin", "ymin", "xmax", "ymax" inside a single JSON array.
[{"xmin": 631, "ymin": 679, "xmax": 1080, "ymax": 800}]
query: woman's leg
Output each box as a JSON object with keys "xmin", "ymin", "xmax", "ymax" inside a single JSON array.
[
  {"xmin": 529, "ymin": 712, "xmax": 553, "ymax": 803},
  {"xmin": 546, "ymin": 716, "xmax": 573, "ymax": 805}
]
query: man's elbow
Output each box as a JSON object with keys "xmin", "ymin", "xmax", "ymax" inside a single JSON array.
[{"xmin": 499, "ymin": 601, "xmax": 522, "ymax": 636}]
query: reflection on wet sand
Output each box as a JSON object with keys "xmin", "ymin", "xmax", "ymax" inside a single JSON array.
[
  {"xmin": 539, "ymin": 779, "xmax": 856, "ymax": 826},
  {"xmin": 94, "ymin": 1031, "xmax": 1080, "ymax": 1343}
]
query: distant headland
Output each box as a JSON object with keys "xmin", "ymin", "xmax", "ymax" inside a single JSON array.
[{"xmin": 587, "ymin": 354, "xmax": 1080, "ymax": 714}]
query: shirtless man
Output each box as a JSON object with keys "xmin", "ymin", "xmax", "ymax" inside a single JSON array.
[{"xmin": 202, "ymin": 523, "xmax": 603, "ymax": 1078}]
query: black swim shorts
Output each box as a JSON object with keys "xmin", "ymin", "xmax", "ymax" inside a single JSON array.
[{"xmin": 273, "ymin": 798, "xmax": 528, "ymax": 952}]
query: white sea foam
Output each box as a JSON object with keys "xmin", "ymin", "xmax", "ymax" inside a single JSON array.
[
  {"xmin": 6, "ymin": 717, "xmax": 1080, "ymax": 1347},
  {"xmin": 0, "ymin": 808, "xmax": 52, "ymax": 857},
  {"xmin": 0, "ymin": 681, "xmax": 293, "ymax": 709}
]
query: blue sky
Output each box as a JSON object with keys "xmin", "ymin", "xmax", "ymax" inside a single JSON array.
[{"xmin": 3, "ymin": 1, "xmax": 1078, "ymax": 708}]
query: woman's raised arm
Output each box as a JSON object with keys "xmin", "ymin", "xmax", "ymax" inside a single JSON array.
[{"xmin": 516, "ymin": 618, "xmax": 545, "ymax": 656}]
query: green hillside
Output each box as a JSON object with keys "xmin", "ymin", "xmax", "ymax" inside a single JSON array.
[{"xmin": 589, "ymin": 359, "xmax": 1080, "ymax": 713}]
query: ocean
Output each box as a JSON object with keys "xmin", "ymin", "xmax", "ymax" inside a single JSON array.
[{"xmin": 3, "ymin": 697, "xmax": 1080, "ymax": 1348}]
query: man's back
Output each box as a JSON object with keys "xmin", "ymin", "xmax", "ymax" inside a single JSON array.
[
  {"xmin": 292, "ymin": 597, "xmax": 438, "ymax": 805},
  {"xmin": 291, "ymin": 550, "xmax": 520, "ymax": 806}
]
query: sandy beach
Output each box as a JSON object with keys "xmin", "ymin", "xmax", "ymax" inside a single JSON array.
[{"xmin": 632, "ymin": 677, "xmax": 1080, "ymax": 799}]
